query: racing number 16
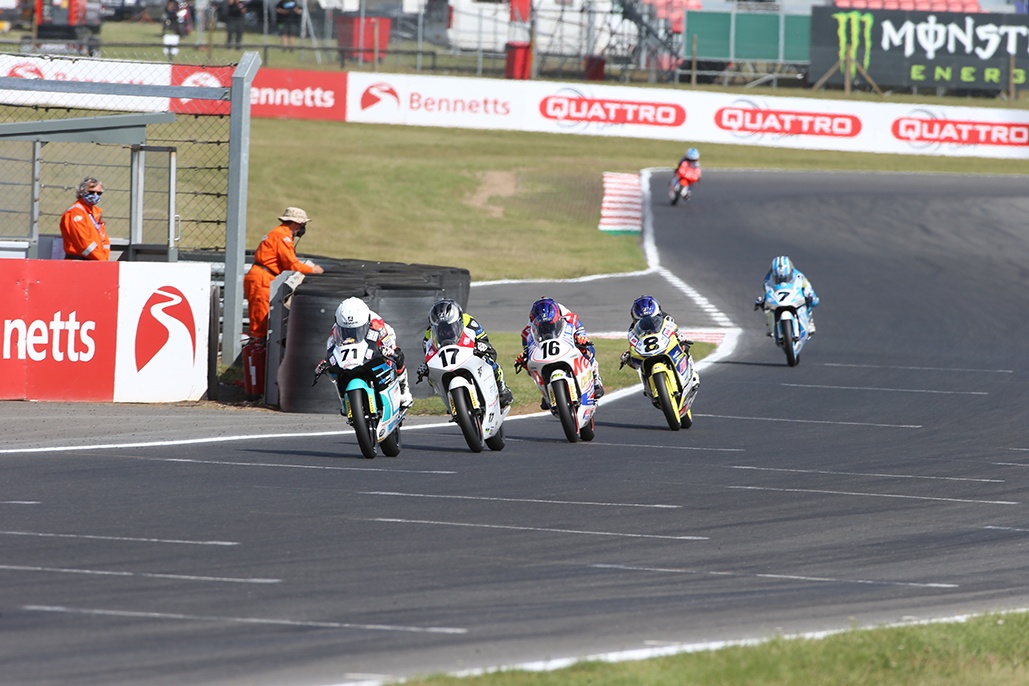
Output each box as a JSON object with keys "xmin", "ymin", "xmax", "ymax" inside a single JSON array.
[{"xmin": 539, "ymin": 340, "xmax": 562, "ymax": 358}]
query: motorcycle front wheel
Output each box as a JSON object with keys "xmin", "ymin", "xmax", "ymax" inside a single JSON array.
[
  {"xmin": 653, "ymin": 371, "xmax": 682, "ymax": 431},
  {"xmin": 452, "ymin": 387, "xmax": 484, "ymax": 453},
  {"xmin": 781, "ymin": 319, "xmax": 798, "ymax": 367},
  {"xmin": 551, "ymin": 382, "xmax": 579, "ymax": 443},
  {"xmin": 485, "ymin": 423, "xmax": 506, "ymax": 451},
  {"xmin": 347, "ymin": 389, "xmax": 377, "ymax": 459}
]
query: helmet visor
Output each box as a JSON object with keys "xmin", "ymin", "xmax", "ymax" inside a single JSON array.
[
  {"xmin": 431, "ymin": 318, "xmax": 463, "ymax": 348},
  {"xmin": 532, "ymin": 317, "xmax": 564, "ymax": 341},
  {"xmin": 333, "ymin": 322, "xmax": 369, "ymax": 345}
]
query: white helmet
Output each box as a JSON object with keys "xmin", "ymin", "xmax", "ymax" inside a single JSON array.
[{"xmin": 333, "ymin": 297, "xmax": 371, "ymax": 342}]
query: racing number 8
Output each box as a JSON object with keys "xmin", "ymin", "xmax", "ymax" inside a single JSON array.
[{"xmin": 643, "ymin": 335, "xmax": 660, "ymax": 353}]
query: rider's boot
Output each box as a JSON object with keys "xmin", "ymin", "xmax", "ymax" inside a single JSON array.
[
  {"xmin": 593, "ymin": 367, "xmax": 605, "ymax": 400},
  {"xmin": 808, "ymin": 309, "xmax": 817, "ymax": 335},
  {"xmin": 398, "ymin": 368, "xmax": 414, "ymax": 409}
]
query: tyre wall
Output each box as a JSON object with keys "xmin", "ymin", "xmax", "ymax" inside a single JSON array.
[{"xmin": 277, "ymin": 260, "xmax": 470, "ymax": 414}]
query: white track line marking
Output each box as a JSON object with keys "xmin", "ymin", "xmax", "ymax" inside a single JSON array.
[
  {"xmin": 361, "ymin": 491, "xmax": 681, "ymax": 508},
  {"xmin": 515, "ymin": 439, "xmax": 744, "ymax": 452},
  {"xmin": 984, "ymin": 526, "xmax": 1029, "ymax": 533},
  {"xmin": 781, "ymin": 383, "xmax": 987, "ymax": 395},
  {"xmin": 1, "ymin": 501, "xmax": 40, "ymax": 505},
  {"xmin": 698, "ymin": 413, "xmax": 921, "ymax": 429},
  {"xmin": 141, "ymin": 457, "xmax": 456, "ymax": 474},
  {"xmin": 0, "ymin": 530, "xmax": 239, "ymax": 545},
  {"xmin": 728, "ymin": 485, "xmax": 1017, "ymax": 506},
  {"xmin": 821, "ymin": 362, "xmax": 1013, "ymax": 374},
  {"xmin": 366, "ymin": 518, "xmax": 708, "ymax": 541},
  {"xmin": 591, "ymin": 563, "xmax": 958, "ymax": 589},
  {"xmin": 727, "ymin": 465, "xmax": 1003, "ymax": 483},
  {"xmin": 22, "ymin": 605, "xmax": 467, "ymax": 634},
  {"xmin": 0, "ymin": 565, "xmax": 279, "ymax": 584}
]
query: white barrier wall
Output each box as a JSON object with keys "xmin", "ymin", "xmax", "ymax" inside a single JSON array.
[{"xmin": 345, "ymin": 72, "xmax": 1029, "ymax": 159}]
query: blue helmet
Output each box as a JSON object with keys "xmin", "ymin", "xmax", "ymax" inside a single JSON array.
[
  {"xmin": 631, "ymin": 295, "xmax": 660, "ymax": 320},
  {"xmin": 772, "ymin": 256, "xmax": 794, "ymax": 284},
  {"xmin": 529, "ymin": 297, "xmax": 563, "ymax": 340},
  {"xmin": 685, "ymin": 147, "xmax": 700, "ymax": 161}
]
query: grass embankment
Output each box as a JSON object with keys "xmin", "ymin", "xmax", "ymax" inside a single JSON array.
[{"xmin": 401, "ymin": 613, "xmax": 1029, "ymax": 686}]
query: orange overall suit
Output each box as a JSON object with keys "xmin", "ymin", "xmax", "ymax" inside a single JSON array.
[
  {"xmin": 243, "ymin": 224, "xmax": 318, "ymax": 339},
  {"xmin": 59, "ymin": 200, "xmax": 111, "ymax": 261}
]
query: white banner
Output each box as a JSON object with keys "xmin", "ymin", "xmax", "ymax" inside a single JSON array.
[
  {"xmin": 0, "ymin": 55, "xmax": 172, "ymax": 111},
  {"xmin": 346, "ymin": 72, "xmax": 1029, "ymax": 159},
  {"xmin": 114, "ymin": 262, "xmax": 211, "ymax": 402}
]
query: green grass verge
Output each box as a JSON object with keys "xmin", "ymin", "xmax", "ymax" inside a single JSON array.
[
  {"xmin": 400, "ymin": 613, "xmax": 1029, "ymax": 685},
  {"xmin": 409, "ymin": 333, "xmax": 714, "ymax": 416}
]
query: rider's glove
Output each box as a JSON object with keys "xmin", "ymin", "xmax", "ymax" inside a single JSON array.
[
  {"xmin": 754, "ymin": 297, "xmax": 764, "ymax": 311},
  {"xmin": 805, "ymin": 294, "xmax": 814, "ymax": 306},
  {"xmin": 619, "ymin": 350, "xmax": 631, "ymax": 369},
  {"xmin": 574, "ymin": 333, "xmax": 592, "ymax": 349},
  {"xmin": 314, "ymin": 359, "xmax": 330, "ymax": 376},
  {"xmin": 513, "ymin": 351, "xmax": 527, "ymax": 374},
  {"xmin": 415, "ymin": 362, "xmax": 428, "ymax": 383},
  {"xmin": 676, "ymin": 334, "xmax": 694, "ymax": 352}
]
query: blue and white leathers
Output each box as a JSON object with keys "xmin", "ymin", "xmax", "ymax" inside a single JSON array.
[{"xmin": 759, "ymin": 272, "xmax": 816, "ymax": 367}]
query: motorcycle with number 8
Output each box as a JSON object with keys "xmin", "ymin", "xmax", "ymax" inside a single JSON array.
[{"xmin": 626, "ymin": 314, "xmax": 700, "ymax": 430}]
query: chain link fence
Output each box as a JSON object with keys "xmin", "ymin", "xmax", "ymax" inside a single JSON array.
[{"xmin": 0, "ymin": 57, "xmax": 232, "ymax": 252}]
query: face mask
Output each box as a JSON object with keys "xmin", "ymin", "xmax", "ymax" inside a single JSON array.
[
  {"xmin": 295, "ymin": 225, "xmax": 307, "ymax": 238},
  {"xmin": 82, "ymin": 192, "xmax": 102, "ymax": 206}
]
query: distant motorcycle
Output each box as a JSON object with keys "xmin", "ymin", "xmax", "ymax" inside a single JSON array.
[
  {"xmin": 626, "ymin": 314, "xmax": 700, "ymax": 430},
  {"xmin": 423, "ymin": 324, "xmax": 508, "ymax": 453},
  {"xmin": 757, "ymin": 276, "xmax": 814, "ymax": 367},
  {"xmin": 668, "ymin": 176, "xmax": 693, "ymax": 205},
  {"xmin": 315, "ymin": 330, "xmax": 407, "ymax": 458},
  {"xmin": 522, "ymin": 320, "xmax": 598, "ymax": 443}
]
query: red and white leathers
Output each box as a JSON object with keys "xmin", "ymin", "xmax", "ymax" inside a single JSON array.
[
  {"xmin": 516, "ymin": 302, "xmax": 603, "ymax": 395},
  {"xmin": 675, "ymin": 159, "xmax": 702, "ymax": 188},
  {"xmin": 326, "ymin": 309, "xmax": 413, "ymax": 408}
]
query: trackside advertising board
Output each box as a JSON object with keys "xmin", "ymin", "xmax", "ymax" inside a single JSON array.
[
  {"xmin": 344, "ymin": 71, "xmax": 1029, "ymax": 158},
  {"xmin": 0, "ymin": 260, "xmax": 211, "ymax": 402},
  {"xmin": 810, "ymin": 7, "xmax": 1029, "ymax": 92}
]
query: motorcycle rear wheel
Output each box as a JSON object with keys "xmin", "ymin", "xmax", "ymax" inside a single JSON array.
[
  {"xmin": 551, "ymin": 382, "xmax": 579, "ymax": 443},
  {"xmin": 653, "ymin": 371, "xmax": 682, "ymax": 431},
  {"xmin": 381, "ymin": 426, "xmax": 402, "ymax": 457},
  {"xmin": 452, "ymin": 387, "xmax": 485, "ymax": 453},
  {"xmin": 347, "ymin": 389, "xmax": 377, "ymax": 459}
]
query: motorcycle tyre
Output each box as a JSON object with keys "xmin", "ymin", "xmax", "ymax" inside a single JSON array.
[
  {"xmin": 552, "ymin": 382, "xmax": 579, "ymax": 443},
  {"xmin": 452, "ymin": 387, "xmax": 485, "ymax": 453},
  {"xmin": 653, "ymin": 371, "xmax": 681, "ymax": 432},
  {"xmin": 681, "ymin": 408, "xmax": 693, "ymax": 429},
  {"xmin": 781, "ymin": 319, "xmax": 798, "ymax": 367},
  {"xmin": 485, "ymin": 423, "xmax": 506, "ymax": 451},
  {"xmin": 347, "ymin": 389, "xmax": 377, "ymax": 459},
  {"xmin": 579, "ymin": 416, "xmax": 596, "ymax": 442},
  {"xmin": 381, "ymin": 425, "xmax": 402, "ymax": 457}
]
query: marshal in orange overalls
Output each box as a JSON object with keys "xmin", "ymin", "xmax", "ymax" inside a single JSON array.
[{"xmin": 243, "ymin": 223, "xmax": 318, "ymax": 339}]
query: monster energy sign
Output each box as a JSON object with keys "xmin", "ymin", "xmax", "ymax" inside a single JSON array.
[{"xmin": 810, "ymin": 7, "xmax": 1029, "ymax": 91}]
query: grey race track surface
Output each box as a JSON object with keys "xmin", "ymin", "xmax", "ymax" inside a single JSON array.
[{"xmin": 3, "ymin": 170, "xmax": 1029, "ymax": 686}]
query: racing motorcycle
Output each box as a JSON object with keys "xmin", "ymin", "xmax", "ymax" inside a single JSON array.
[
  {"xmin": 626, "ymin": 314, "xmax": 700, "ymax": 430},
  {"xmin": 757, "ymin": 276, "xmax": 813, "ymax": 367},
  {"xmin": 315, "ymin": 329, "xmax": 407, "ymax": 459},
  {"xmin": 522, "ymin": 319, "xmax": 598, "ymax": 443},
  {"xmin": 423, "ymin": 323, "xmax": 508, "ymax": 453},
  {"xmin": 668, "ymin": 176, "xmax": 693, "ymax": 205}
]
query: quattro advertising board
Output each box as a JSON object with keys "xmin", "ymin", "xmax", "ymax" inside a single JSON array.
[
  {"xmin": 810, "ymin": 6, "xmax": 1029, "ymax": 91},
  {"xmin": 346, "ymin": 71, "xmax": 1029, "ymax": 158},
  {"xmin": 0, "ymin": 261, "xmax": 211, "ymax": 402}
]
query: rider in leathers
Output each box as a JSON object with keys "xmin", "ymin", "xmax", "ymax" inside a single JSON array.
[{"xmin": 754, "ymin": 255, "xmax": 819, "ymax": 336}]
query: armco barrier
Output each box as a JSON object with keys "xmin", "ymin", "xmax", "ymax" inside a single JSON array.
[{"xmin": 275, "ymin": 261, "xmax": 469, "ymax": 414}]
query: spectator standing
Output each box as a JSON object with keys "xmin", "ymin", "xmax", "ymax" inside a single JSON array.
[
  {"xmin": 59, "ymin": 177, "xmax": 111, "ymax": 261},
  {"xmin": 225, "ymin": 0, "xmax": 246, "ymax": 49},
  {"xmin": 275, "ymin": 0, "xmax": 301, "ymax": 49},
  {"xmin": 243, "ymin": 206, "xmax": 324, "ymax": 341}
]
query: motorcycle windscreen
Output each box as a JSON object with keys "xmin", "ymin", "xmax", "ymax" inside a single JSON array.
[
  {"xmin": 431, "ymin": 319, "xmax": 463, "ymax": 348},
  {"xmin": 633, "ymin": 314, "xmax": 664, "ymax": 337},
  {"xmin": 532, "ymin": 317, "xmax": 564, "ymax": 342},
  {"xmin": 333, "ymin": 322, "xmax": 369, "ymax": 346}
]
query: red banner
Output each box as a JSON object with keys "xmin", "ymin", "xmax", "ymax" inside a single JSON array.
[
  {"xmin": 1, "ymin": 261, "xmax": 119, "ymax": 401},
  {"xmin": 250, "ymin": 69, "xmax": 348, "ymax": 121}
]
